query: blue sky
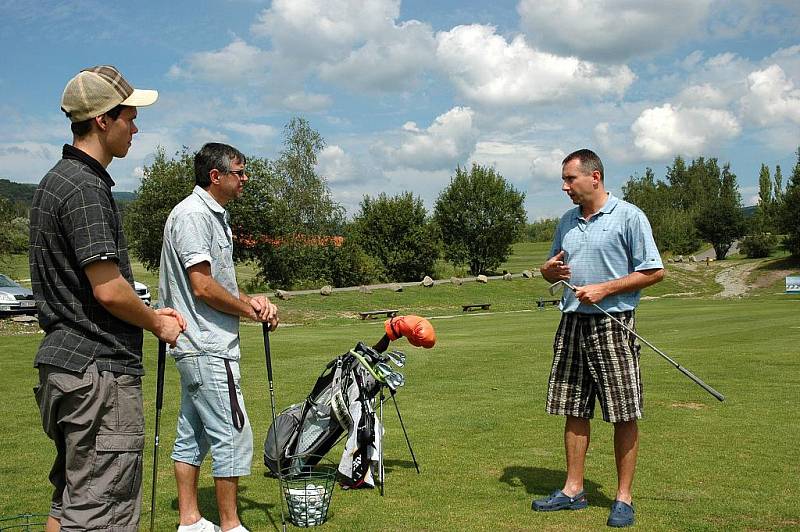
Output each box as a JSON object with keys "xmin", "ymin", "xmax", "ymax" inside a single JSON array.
[{"xmin": 2, "ymin": 0, "xmax": 799, "ymax": 219}]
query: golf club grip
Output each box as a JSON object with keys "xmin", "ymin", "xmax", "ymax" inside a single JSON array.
[
  {"xmin": 676, "ymin": 365, "xmax": 725, "ymax": 402},
  {"xmin": 156, "ymin": 341, "xmax": 166, "ymax": 410},
  {"xmin": 262, "ymin": 322, "xmax": 273, "ymax": 382}
]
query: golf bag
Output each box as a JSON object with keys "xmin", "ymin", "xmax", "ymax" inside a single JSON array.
[{"xmin": 264, "ymin": 342, "xmax": 386, "ymax": 487}]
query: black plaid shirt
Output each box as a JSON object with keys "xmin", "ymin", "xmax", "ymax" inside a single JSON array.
[{"xmin": 29, "ymin": 145, "xmax": 144, "ymax": 375}]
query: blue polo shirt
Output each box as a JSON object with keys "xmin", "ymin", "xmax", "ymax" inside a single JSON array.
[
  {"xmin": 550, "ymin": 193, "xmax": 663, "ymax": 314},
  {"xmin": 159, "ymin": 186, "xmax": 241, "ymax": 359}
]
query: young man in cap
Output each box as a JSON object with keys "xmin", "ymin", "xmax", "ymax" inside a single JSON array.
[
  {"xmin": 159, "ymin": 142, "xmax": 279, "ymax": 532},
  {"xmin": 30, "ymin": 65, "xmax": 186, "ymax": 532}
]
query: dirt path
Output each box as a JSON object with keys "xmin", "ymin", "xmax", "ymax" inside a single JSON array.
[{"xmin": 714, "ymin": 261, "xmax": 761, "ymax": 297}]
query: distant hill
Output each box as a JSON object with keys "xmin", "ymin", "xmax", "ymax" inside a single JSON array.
[{"xmin": 0, "ymin": 178, "xmax": 137, "ymax": 207}]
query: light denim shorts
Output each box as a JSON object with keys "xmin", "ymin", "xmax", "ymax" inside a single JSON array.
[{"xmin": 171, "ymin": 355, "xmax": 253, "ymax": 477}]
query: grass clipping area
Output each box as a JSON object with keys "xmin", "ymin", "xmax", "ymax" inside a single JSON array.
[{"xmin": 2, "ymin": 284, "xmax": 800, "ymax": 530}]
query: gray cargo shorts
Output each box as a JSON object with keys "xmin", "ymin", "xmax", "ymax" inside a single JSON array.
[{"xmin": 34, "ymin": 363, "xmax": 145, "ymax": 531}]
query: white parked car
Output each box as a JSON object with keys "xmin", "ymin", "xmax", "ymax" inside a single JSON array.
[
  {"xmin": 0, "ymin": 273, "xmax": 37, "ymax": 316},
  {"xmin": 135, "ymin": 281, "xmax": 151, "ymax": 306}
]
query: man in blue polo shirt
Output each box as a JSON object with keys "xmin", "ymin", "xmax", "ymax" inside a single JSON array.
[{"xmin": 534, "ymin": 149, "xmax": 664, "ymax": 528}]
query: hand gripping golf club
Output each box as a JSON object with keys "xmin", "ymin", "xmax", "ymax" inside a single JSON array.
[
  {"xmin": 263, "ymin": 323, "xmax": 287, "ymax": 532},
  {"xmin": 150, "ymin": 340, "xmax": 167, "ymax": 531},
  {"xmin": 548, "ymin": 280, "xmax": 725, "ymax": 402}
]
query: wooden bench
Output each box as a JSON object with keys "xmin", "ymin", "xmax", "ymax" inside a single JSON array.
[
  {"xmin": 462, "ymin": 303, "xmax": 491, "ymax": 312},
  {"xmin": 359, "ymin": 309, "xmax": 399, "ymax": 320},
  {"xmin": 537, "ymin": 297, "xmax": 560, "ymax": 310}
]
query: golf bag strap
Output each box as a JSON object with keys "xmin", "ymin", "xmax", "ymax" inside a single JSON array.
[{"xmin": 224, "ymin": 359, "xmax": 246, "ymax": 432}]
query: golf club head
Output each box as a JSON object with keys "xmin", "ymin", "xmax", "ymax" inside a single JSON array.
[
  {"xmin": 387, "ymin": 350, "xmax": 406, "ymax": 368},
  {"xmin": 374, "ymin": 362, "xmax": 394, "ymax": 380},
  {"xmin": 386, "ymin": 371, "xmax": 405, "ymax": 389},
  {"xmin": 548, "ymin": 280, "xmax": 566, "ymax": 296}
]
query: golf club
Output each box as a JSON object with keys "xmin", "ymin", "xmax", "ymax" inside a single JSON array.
[
  {"xmin": 548, "ymin": 280, "xmax": 725, "ymax": 402},
  {"xmin": 386, "ymin": 350, "xmax": 406, "ymax": 368},
  {"xmin": 263, "ymin": 323, "xmax": 287, "ymax": 532},
  {"xmin": 150, "ymin": 340, "xmax": 166, "ymax": 531}
]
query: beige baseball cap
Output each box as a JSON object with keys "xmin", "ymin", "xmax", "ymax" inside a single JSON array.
[{"xmin": 61, "ymin": 65, "xmax": 158, "ymax": 122}]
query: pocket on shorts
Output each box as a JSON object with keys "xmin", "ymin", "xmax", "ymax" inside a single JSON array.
[
  {"xmin": 115, "ymin": 375, "xmax": 144, "ymax": 432},
  {"xmin": 89, "ymin": 432, "xmax": 145, "ymax": 502}
]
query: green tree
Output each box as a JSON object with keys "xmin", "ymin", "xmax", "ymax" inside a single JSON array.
[
  {"xmin": 434, "ymin": 164, "xmax": 526, "ymax": 275},
  {"xmin": 124, "ymin": 147, "xmax": 194, "ymax": 271},
  {"xmin": 623, "ymin": 167, "xmax": 701, "ymax": 254},
  {"xmin": 349, "ymin": 192, "xmax": 440, "ymax": 282},
  {"xmin": 525, "ymin": 218, "xmax": 559, "ymax": 242},
  {"xmin": 238, "ymin": 118, "xmax": 349, "ymax": 289},
  {"xmin": 696, "ymin": 163, "xmax": 746, "ymax": 259},
  {"xmin": 781, "ymin": 148, "xmax": 800, "ymax": 256}
]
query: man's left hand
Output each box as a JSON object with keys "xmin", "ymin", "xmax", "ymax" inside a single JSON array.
[
  {"xmin": 250, "ymin": 295, "xmax": 279, "ymax": 330},
  {"xmin": 574, "ymin": 283, "xmax": 609, "ymax": 305}
]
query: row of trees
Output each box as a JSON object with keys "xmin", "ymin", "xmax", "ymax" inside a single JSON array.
[
  {"xmin": 124, "ymin": 118, "xmax": 527, "ymax": 289},
  {"xmin": 622, "ymin": 148, "xmax": 800, "ymax": 260}
]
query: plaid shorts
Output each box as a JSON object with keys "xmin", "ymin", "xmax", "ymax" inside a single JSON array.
[{"xmin": 545, "ymin": 311, "xmax": 642, "ymax": 423}]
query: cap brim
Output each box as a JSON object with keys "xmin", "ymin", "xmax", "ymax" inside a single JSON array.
[{"xmin": 121, "ymin": 88, "xmax": 158, "ymax": 107}]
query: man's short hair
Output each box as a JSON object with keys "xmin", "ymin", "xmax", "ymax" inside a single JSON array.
[
  {"xmin": 195, "ymin": 143, "xmax": 246, "ymax": 188},
  {"xmin": 70, "ymin": 104, "xmax": 126, "ymax": 138},
  {"xmin": 563, "ymin": 149, "xmax": 604, "ymax": 181}
]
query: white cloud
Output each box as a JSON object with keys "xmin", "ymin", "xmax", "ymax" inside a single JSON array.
[
  {"xmin": 168, "ymin": 38, "xmax": 271, "ymax": 82},
  {"xmin": 469, "ymin": 141, "xmax": 564, "ymax": 188},
  {"xmin": 376, "ymin": 106, "xmax": 478, "ymax": 170},
  {"xmin": 281, "ymin": 92, "xmax": 332, "ymax": 112},
  {"xmin": 317, "ymin": 145, "xmax": 362, "ymax": 184},
  {"xmin": 223, "ymin": 122, "xmax": 277, "ymax": 141},
  {"xmin": 740, "ymin": 64, "xmax": 800, "ymax": 125},
  {"xmin": 517, "ymin": 0, "xmax": 713, "ymax": 62},
  {"xmin": 0, "ymin": 141, "xmax": 62, "ymax": 183},
  {"xmin": 631, "ymin": 103, "xmax": 741, "ymax": 160},
  {"xmin": 318, "ymin": 20, "xmax": 436, "ymax": 92},
  {"xmin": 251, "ymin": 0, "xmax": 400, "ymax": 60},
  {"xmin": 435, "ymin": 25, "xmax": 635, "ymax": 106},
  {"xmin": 675, "ymin": 83, "xmax": 731, "ymax": 108}
]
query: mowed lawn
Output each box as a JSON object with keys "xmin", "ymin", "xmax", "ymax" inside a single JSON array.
[{"xmin": 1, "ymin": 288, "xmax": 799, "ymax": 531}]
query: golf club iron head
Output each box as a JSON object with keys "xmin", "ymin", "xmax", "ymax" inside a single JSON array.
[
  {"xmin": 374, "ymin": 362, "xmax": 394, "ymax": 380},
  {"xmin": 386, "ymin": 350, "xmax": 406, "ymax": 368},
  {"xmin": 548, "ymin": 280, "xmax": 566, "ymax": 296},
  {"xmin": 385, "ymin": 371, "xmax": 405, "ymax": 390}
]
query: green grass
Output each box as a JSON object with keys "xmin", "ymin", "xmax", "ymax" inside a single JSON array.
[{"xmin": 2, "ymin": 292, "xmax": 800, "ymax": 530}]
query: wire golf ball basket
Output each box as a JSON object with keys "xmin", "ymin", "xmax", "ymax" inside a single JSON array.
[
  {"xmin": 280, "ymin": 456, "xmax": 337, "ymax": 527},
  {"xmin": 0, "ymin": 514, "xmax": 48, "ymax": 531}
]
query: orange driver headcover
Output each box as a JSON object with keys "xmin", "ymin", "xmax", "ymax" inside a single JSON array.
[{"xmin": 384, "ymin": 315, "xmax": 436, "ymax": 348}]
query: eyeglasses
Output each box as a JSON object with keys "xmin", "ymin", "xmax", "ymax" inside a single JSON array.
[{"xmin": 228, "ymin": 169, "xmax": 247, "ymax": 178}]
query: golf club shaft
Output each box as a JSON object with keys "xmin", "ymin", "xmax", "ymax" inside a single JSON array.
[
  {"xmin": 390, "ymin": 391, "xmax": 420, "ymax": 474},
  {"xmin": 559, "ymin": 281, "xmax": 725, "ymax": 402},
  {"xmin": 150, "ymin": 340, "xmax": 166, "ymax": 531},
  {"xmin": 263, "ymin": 323, "xmax": 287, "ymax": 532},
  {"xmin": 379, "ymin": 388, "xmax": 385, "ymax": 497}
]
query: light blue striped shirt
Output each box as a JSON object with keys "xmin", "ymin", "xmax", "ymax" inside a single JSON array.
[
  {"xmin": 550, "ymin": 193, "xmax": 663, "ymax": 314},
  {"xmin": 159, "ymin": 186, "xmax": 241, "ymax": 359}
]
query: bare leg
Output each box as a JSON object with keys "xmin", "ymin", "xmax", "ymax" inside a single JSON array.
[
  {"xmin": 613, "ymin": 420, "xmax": 638, "ymax": 504},
  {"xmin": 215, "ymin": 477, "xmax": 241, "ymax": 531},
  {"xmin": 175, "ymin": 461, "xmax": 202, "ymax": 526},
  {"xmin": 45, "ymin": 516, "xmax": 60, "ymax": 532},
  {"xmin": 562, "ymin": 415, "xmax": 590, "ymax": 496}
]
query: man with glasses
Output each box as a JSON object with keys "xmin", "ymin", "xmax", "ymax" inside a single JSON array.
[{"xmin": 159, "ymin": 143, "xmax": 279, "ymax": 532}]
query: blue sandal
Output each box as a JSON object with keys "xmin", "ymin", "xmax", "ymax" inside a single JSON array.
[
  {"xmin": 532, "ymin": 489, "xmax": 588, "ymax": 511},
  {"xmin": 607, "ymin": 500, "xmax": 635, "ymax": 527}
]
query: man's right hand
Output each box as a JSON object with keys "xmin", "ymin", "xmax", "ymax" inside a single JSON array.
[
  {"xmin": 540, "ymin": 250, "xmax": 571, "ymax": 283},
  {"xmin": 153, "ymin": 309, "xmax": 185, "ymax": 347}
]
